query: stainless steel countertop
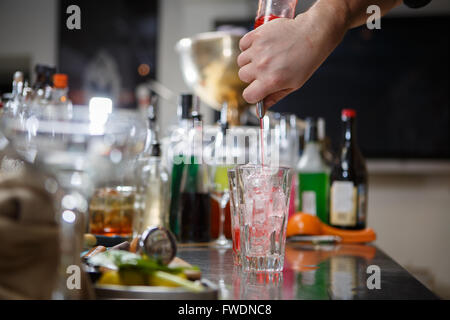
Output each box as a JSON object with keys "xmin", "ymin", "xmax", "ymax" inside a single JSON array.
[{"xmin": 177, "ymin": 243, "xmax": 438, "ymax": 300}]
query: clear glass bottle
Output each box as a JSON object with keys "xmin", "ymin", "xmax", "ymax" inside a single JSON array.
[
  {"xmin": 135, "ymin": 142, "xmax": 170, "ymax": 235},
  {"xmin": 318, "ymin": 117, "xmax": 335, "ymax": 167},
  {"xmin": 134, "ymin": 98, "xmax": 170, "ymax": 235},
  {"xmin": 31, "ymin": 65, "xmax": 56, "ymax": 111},
  {"xmin": 4, "ymin": 71, "xmax": 24, "ymax": 116},
  {"xmin": 296, "ymin": 117, "xmax": 330, "ymax": 223},
  {"xmin": 44, "ymin": 73, "xmax": 73, "ymax": 120},
  {"xmin": 273, "ymin": 113, "xmax": 300, "ymax": 218}
]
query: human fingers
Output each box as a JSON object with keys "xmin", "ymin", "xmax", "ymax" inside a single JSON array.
[
  {"xmin": 238, "ymin": 63, "xmax": 256, "ymax": 84},
  {"xmin": 242, "ymin": 76, "xmax": 283, "ymax": 105},
  {"xmin": 237, "ymin": 49, "xmax": 252, "ymax": 68},
  {"xmin": 239, "ymin": 31, "xmax": 256, "ymax": 52}
]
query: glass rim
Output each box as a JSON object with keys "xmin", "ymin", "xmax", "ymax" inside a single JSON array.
[
  {"xmin": 234, "ymin": 164, "xmax": 292, "ymax": 172},
  {"xmin": 0, "ymin": 106, "xmax": 146, "ymax": 136}
]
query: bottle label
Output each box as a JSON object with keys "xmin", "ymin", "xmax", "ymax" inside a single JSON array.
[
  {"xmin": 330, "ymin": 181, "xmax": 357, "ymax": 226},
  {"xmin": 357, "ymin": 184, "xmax": 367, "ymax": 225},
  {"xmin": 301, "ymin": 191, "xmax": 317, "ymax": 215}
]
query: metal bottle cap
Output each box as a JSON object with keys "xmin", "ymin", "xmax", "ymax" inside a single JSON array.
[
  {"xmin": 13, "ymin": 71, "xmax": 24, "ymax": 82},
  {"xmin": 139, "ymin": 226, "xmax": 177, "ymax": 265}
]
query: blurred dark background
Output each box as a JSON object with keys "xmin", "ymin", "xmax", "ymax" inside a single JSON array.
[
  {"xmin": 217, "ymin": 16, "xmax": 449, "ymax": 159},
  {"xmin": 58, "ymin": 0, "xmax": 158, "ymax": 109}
]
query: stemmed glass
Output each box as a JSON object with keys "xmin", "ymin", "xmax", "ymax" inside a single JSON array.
[
  {"xmin": 209, "ymin": 164, "xmax": 232, "ymax": 248},
  {"xmin": 0, "ymin": 106, "xmax": 147, "ymax": 298},
  {"xmin": 208, "ymin": 125, "xmax": 232, "ymax": 248}
]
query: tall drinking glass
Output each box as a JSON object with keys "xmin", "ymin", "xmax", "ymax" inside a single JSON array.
[{"xmin": 235, "ymin": 165, "xmax": 292, "ymax": 272}]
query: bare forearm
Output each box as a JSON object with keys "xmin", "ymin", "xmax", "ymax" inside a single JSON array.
[
  {"xmin": 237, "ymin": 0, "xmax": 404, "ymax": 107},
  {"xmin": 311, "ymin": 0, "xmax": 403, "ymax": 30}
]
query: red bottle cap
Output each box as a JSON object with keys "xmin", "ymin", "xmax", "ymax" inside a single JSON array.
[
  {"xmin": 53, "ymin": 73, "xmax": 68, "ymax": 89},
  {"xmin": 342, "ymin": 109, "xmax": 356, "ymax": 118}
]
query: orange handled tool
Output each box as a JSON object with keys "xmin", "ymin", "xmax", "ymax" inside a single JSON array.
[{"xmin": 287, "ymin": 213, "xmax": 376, "ymax": 244}]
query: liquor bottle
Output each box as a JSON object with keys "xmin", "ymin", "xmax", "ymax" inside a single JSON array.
[
  {"xmin": 274, "ymin": 113, "xmax": 300, "ymax": 218},
  {"xmin": 179, "ymin": 112, "xmax": 211, "ymax": 243},
  {"xmin": 296, "ymin": 117, "xmax": 330, "ymax": 223},
  {"xmin": 32, "ymin": 65, "xmax": 55, "ymax": 94},
  {"xmin": 137, "ymin": 140, "xmax": 170, "ymax": 234},
  {"xmin": 30, "ymin": 64, "xmax": 56, "ymax": 113},
  {"xmin": 142, "ymin": 93, "xmax": 159, "ymax": 154},
  {"xmin": 133, "ymin": 98, "xmax": 170, "ymax": 235},
  {"xmin": 168, "ymin": 94, "xmax": 194, "ymax": 238},
  {"xmin": 318, "ymin": 118, "xmax": 335, "ymax": 167},
  {"xmin": 4, "ymin": 71, "xmax": 24, "ymax": 116},
  {"xmin": 42, "ymin": 73, "xmax": 73, "ymax": 119},
  {"xmin": 329, "ymin": 109, "xmax": 368, "ymax": 230}
]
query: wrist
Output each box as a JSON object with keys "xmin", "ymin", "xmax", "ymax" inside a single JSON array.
[{"xmin": 303, "ymin": 0, "xmax": 351, "ymax": 37}]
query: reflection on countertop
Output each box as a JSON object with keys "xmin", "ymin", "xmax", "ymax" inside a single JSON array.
[{"xmin": 177, "ymin": 244, "xmax": 438, "ymax": 300}]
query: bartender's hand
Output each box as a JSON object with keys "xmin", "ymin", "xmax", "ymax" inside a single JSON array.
[{"xmin": 238, "ymin": 0, "xmax": 402, "ymax": 109}]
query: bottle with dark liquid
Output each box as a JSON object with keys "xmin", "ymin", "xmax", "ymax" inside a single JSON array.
[
  {"xmin": 168, "ymin": 94, "xmax": 194, "ymax": 239},
  {"xmin": 31, "ymin": 64, "xmax": 56, "ymax": 109},
  {"xmin": 179, "ymin": 114, "xmax": 211, "ymax": 243},
  {"xmin": 329, "ymin": 109, "xmax": 368, "ymax": 230}
]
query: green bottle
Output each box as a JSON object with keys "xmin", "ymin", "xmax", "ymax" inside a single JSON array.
[
  {"xmin": 297, "ymin": 118, "xmax": 330, "ymax": 224},
  {"xmin": 168, "ymin": 94, "xmax": 194, "ymax": 238},
  {"xmin": 169, "ymin": 156, "xmax": 185, "ymax": 237}
]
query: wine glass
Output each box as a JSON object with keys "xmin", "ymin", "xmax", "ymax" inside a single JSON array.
[
  {"xmin": 208, "ymin": 126, "xmax": 233, "ymax": 248},
  {"xmin": 209, "ymin": 164, "xmax": 232, "ymax": 248},
  {"xmin": 0, "ymin": 106, "xmax": 147, "ymax": 298}
]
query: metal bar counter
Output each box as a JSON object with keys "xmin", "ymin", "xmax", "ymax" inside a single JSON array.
[{"xmin": 177, "ymin": 243, "xmax": 438, "ymax": 300}]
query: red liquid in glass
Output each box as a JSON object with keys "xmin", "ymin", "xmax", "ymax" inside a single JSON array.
[
  {"xmin": 254, "ymin": 14, "xmax": 281, "ymax": 29},
  {"xmin": 233, "ymin": 227, "xmax": 240, "ymax": 253},
  {"xmin": 210, "ymin": 198, "xmax": 232, "ymax": 239}
]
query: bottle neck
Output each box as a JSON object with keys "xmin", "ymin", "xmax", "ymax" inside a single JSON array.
[
  {"xmin": 298, "ymin": 142, "xmax": 328, "ymax": 171},
  {"xmin": 342, "ymin": 117, "xmax": 357, "ymax": 147},
  {"xmin": 12, "ymin": 81, "xmax": 24, "ymax": 98},
  {"xmin": 44, "ymin": 85, "xmax": 53, "ymax": 100},
  {"xmin": 148, "ymin": 118, "xmax": 159, "ymax": 143},
  {"xmin": 150, "ymin": 143, "xmax": 162, "ymax": 158},
  {"xmin": 304, "ymin": 123, "xmax": 319, "ymax": 144},
  {"xmin": 12, "ymin": 81, "xmax": 18, "ymax": 96}
]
